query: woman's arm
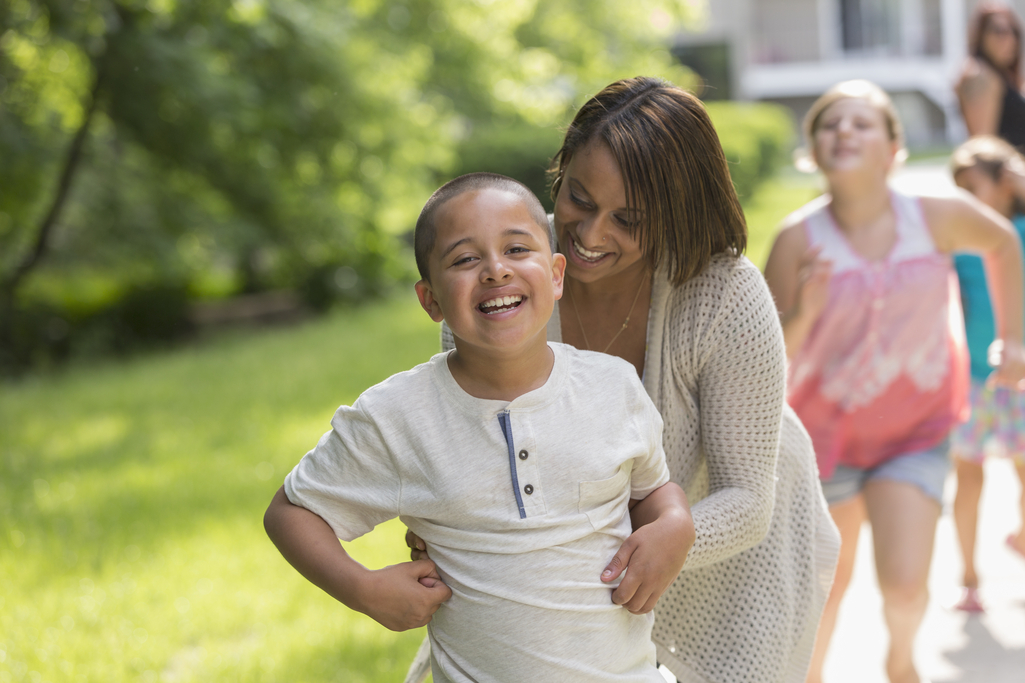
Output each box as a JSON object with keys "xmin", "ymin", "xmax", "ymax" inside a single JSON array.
[
  {"xmin": 678, "ymin": 261, "xmax": 788, "ymax": 569},
  {"xmin": 763, "ymin": 221, "xmax": 832, "ymax": 359},
  {"xmin": 924, "ymin": 193, "xmax": 1025, "ymax": 385},
  {"xmin": 600, "ymin": 482, "xmax": 694, "ymax": 614},
  {"xmin": 956, "ymin": 59, "xmax": 1004, "ymax": 137}
]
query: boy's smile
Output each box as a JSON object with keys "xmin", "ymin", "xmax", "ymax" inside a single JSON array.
[{"xmin": 415, "ymin": 187, "xmax": 566, "ymax": 358}]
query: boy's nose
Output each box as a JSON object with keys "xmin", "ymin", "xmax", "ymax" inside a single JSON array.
[{"xmin": 481, "ymin": 256, "xmax": 513, "ymax": 281}]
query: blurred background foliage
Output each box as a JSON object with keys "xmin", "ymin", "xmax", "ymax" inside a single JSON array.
[{"xmin": 0, "ymin": 0, "xmax": 794, "ymax": 374}]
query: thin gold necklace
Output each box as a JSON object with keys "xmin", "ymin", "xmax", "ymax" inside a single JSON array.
[{"xmin": 567, "ymin": 276, "xmax": 646, "ymax": 354}]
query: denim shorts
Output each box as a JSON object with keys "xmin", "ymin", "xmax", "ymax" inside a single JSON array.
[{"xmin": 820, "ymin": 439, "xmax": 951, "ymax": 506}]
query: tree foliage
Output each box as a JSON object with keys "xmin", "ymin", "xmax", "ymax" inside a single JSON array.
[{"xmin": 0, "ymin": 0, "xmax": 705, "ymax": 366}]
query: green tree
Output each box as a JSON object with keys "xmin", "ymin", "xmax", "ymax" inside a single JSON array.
[{"xmin": 0, "ymin": 0, "xmax": 702, "ymax": 357}]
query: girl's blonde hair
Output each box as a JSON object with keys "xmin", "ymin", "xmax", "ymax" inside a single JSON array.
[
  {"xmin": 795, "ymin": 80, "xmax": 908, "ymax": 172},
  {"xmin": 951, "ymin": 135, "xmax": 1025, "ymax": 214}
]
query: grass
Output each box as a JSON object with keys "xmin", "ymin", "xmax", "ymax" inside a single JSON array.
[
  {"xmin": 0, "ymin": 293, "xmax": 441, "ymax": 683},
  {"xmin": 742, "ymin": 168, "xmax": 822, "ymax": 269},
  {"xmin": 0, "ymin": 169, "xmax": 820, "ymax": 683}
]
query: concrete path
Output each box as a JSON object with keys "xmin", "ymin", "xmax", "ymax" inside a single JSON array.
[
  {"xmin": 822, "ymin": 458, "xmax": 1025, "ymax": 683},
  {"xmin": 822, "ymin": 160, "xmax": 1025, "ymax": 682}
]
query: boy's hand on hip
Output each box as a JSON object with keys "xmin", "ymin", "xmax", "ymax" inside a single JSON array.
[{"xmin": 359, "ymin": 559, "xmax": 451, "ymax": 631}]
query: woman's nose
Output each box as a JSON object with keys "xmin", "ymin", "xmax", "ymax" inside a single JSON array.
[{"xmin": 575, "ymin": 214, "xmax": 610, "ymax": 248}]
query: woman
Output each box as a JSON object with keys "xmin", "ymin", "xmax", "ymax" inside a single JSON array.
[
  {"xmin": 764, "ymin": 80, "xmax": 1025, "ymax": 683},
  {"xmin": 956, "ymin": 3, "xmax": 1025, "ymax": 149},
  {"xmin": 409, "ymin": 76, "xmax": 840, "ymax": 683}
]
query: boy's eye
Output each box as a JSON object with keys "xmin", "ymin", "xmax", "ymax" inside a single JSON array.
[{"xmin": 452, "ymin": 255, "xmax": 478, "ymax": 266}]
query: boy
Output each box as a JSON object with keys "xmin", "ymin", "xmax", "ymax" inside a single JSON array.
[
  {"xmin": 948, "ymin": 136, "xmax": 1025, "ymax": 613},
  {"xmin": 264, "ymin": 173, "xmax": 693, "ymax": 682}
]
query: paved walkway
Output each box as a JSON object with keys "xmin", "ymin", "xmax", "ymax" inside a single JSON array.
[{"xmin": 821, "ymin": 160, "xmax": 1025, "ymax": 682}]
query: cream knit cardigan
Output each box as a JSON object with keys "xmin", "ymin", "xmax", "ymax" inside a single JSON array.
[
  {"xmin": 422, "ymin": 254, "xmax": 840, "ymax": 683},
  {"xmin": 630, "ymin": 255, "xmax": 839, "ymax": 683}
]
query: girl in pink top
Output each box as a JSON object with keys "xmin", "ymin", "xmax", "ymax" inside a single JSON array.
[{"xmin": 764, "ymin": 80, "xmax": 1025, "ymax": 683}]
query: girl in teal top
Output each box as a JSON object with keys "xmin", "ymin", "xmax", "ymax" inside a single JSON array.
[{"xmin": 950, "ymin": 135, "xmax": 1025, "ymax": 613}]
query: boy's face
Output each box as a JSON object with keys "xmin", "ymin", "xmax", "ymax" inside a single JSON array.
[
  {"xmin": 415, "ymin": 188, "xmax": 566, "ymax": 356},
  {"xmin": 955, "ymin": 166, "xmax": 1015, "ymax": 218}
]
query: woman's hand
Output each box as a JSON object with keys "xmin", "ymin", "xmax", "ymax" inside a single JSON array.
[
  {"xmin": 602, "ymin": 483, "xmax": 694, "ymax": 614},
  {"xmin": 406, "ymin": 528, "xmax": 430, "ymax": 561}
]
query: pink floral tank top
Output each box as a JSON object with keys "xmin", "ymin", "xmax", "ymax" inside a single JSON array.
[{"xmin": 787, "ymin": 190, "xmax": 969, "ymax": 479}]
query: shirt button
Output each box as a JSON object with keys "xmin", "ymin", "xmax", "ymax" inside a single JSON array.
[
  {"xmin": 519, "ymin": 450, "xmax": 529, "ymax": 460},
  {"xmin": 524, "ymin": 484, "xmax": 534, "ymax": 495}
]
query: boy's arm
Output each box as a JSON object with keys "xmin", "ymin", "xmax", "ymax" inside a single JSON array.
[
  {"xmin": 264, "ymin": 486, "xmax": 451, "ymax": 631},
  {"xmin": 601, "ymin": 482, "xmax": 694, "ymax": 615}
]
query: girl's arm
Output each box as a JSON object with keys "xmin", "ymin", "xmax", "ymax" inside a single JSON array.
[
  {"xmin": 763, "ymin": 221, "xmax": 832, "ymax": 359},
  {"xmin": 956, "ymin": 59, "xmax": 1004, "ymax": 137},
  {"xmin": 265, "ymin": 487, "xmax": 451, "ymax": 631},
  {"xmin": 924, "ymin": 193, "xmax": 1025, "ymax": 385}
]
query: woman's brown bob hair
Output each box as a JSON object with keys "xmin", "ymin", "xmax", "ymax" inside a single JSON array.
[{"xmin": 548, "ymin": 77, "xmax": 746, "ymax": 286}]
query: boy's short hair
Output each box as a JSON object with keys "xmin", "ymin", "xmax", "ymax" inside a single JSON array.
[
  {"xmin": 414, "ymin": 172, "xmax": 552, "ymax": 282},
  {"xmin": 951, "ymin": 135, "xmax": 1025, "ymax": 215},
  {"xmin": 951, "ymin": 135, "xmax": 1023, "ymax": 180}
]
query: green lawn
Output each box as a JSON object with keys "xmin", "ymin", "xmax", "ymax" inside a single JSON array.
[
  {"xmin": 0, "ymin": 170, "xmax": 818, "ymax": 683},
  {"xmin": 742, "ymin": 169, "xmax": 822, "ymax": 269},
  {"xmin": 1, "ymin": 295, "xmax": 441, "ymax": 683}
]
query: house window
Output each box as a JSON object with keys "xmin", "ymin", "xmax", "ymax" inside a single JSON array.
[
  {"xmin": 841, "ymin": 0, "xmax": 898, "ymax": 53},
  {"xmin": 838, "ymin": 0, "xmax": 943, "ymax": 57}
]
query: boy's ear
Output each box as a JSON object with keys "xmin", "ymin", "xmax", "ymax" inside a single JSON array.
[
  {"xmin": 551, "ymin": 252, "xmax": 567, "ymax": 301},
  {"xmin": 414, "ymin": 279, "xmax": 445, "ymax": 323}
]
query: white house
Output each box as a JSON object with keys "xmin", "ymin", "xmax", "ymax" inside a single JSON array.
[{"xmin": 673, "ymin": 0, "xmax": 1025, "ymax": 146}]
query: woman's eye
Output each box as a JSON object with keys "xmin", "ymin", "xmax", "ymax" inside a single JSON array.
[{"xmin": 570, "ymin": 192, "xmax": 592, "ymax": 208}]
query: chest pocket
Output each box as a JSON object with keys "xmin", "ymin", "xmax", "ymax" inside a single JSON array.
[{"xmin": 578, "ymin": 463, "xmax": 631, "ymax": 530}]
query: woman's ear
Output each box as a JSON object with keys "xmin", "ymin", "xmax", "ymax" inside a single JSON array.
[{"xmin": 414, "ymin": 280, "xmax": 445, "ymax": 323}]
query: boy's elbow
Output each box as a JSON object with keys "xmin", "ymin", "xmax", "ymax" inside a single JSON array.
[{"xmin": 264, "ymin": 486, "xmax": 290, "ymax": 540}]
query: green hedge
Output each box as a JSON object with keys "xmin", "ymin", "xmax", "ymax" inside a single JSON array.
[{"xmin": 705, "ymin": 101, "xmax": 796, "ymax": 201}]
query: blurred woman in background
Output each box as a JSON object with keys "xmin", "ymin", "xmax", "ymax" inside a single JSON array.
[{"xmin": 956, "ymin": 3, "xmax": 1025, "ymax": 149}]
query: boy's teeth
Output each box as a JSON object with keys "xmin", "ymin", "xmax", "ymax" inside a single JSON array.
[
  {"xmin": 573, "ymin": 240, "xmax": 605, "ymax": 261},
  {"xmin": 479, "ymin": 295, "xmax": 523, "ymax": 313}
]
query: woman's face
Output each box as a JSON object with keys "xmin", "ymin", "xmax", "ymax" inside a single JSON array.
[
  {"xmin": 553, "ymin": 140, "xmax": 647, "ymax": 285},
  {"xmin": 812, "ymin": 97, "xmax": 899, "ymax": 178},
  {"xmin": 981, "ymin": 13, "xmax": 1019, "ymax": 69}
]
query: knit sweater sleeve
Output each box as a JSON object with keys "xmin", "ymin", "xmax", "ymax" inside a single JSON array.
[{"xmin": 680, "ymin": 259, "xmax": 786, "ymax": 570}]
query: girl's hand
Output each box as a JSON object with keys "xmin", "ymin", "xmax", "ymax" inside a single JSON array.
[
  {"xmin": 988, "ymin": 339, "xmax": 1025, "ymax": 388},
  {"xmin": 405, "ymin": 528, "xmax": 430, "ymax": 561},
  {"xmin": 794, "ymin": 246, "xmax": 833, "ymax": 325}
]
